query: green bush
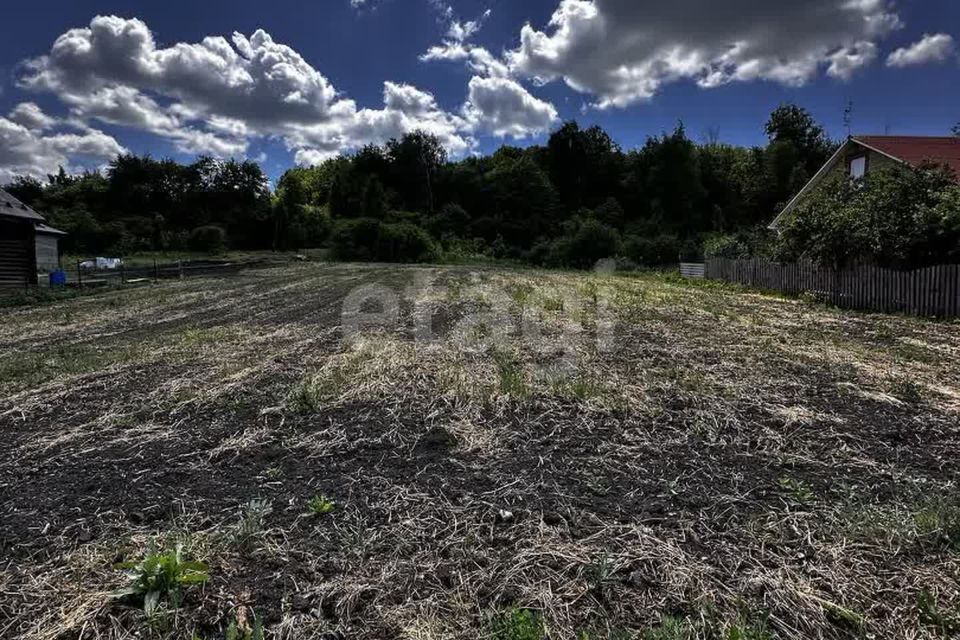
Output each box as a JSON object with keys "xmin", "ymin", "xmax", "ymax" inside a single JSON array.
[
  {"xmin": 776, "ymin": 165, "xmax": 960, "ymax": 268},
  {"xmin": 187, "ymin": 225, "xmax": 227, "ymax": 253},
  {"xmin": 565, "ymin": 219, "xmax": 622, "ymax": 268},
  {"xmin": 703, "ymin": 234, "xmax": 750, "ymax": 259},
  {"xmin": 623, "ymin": 234, "xmax": 680, "ymax": 266},
  {"xmin": 375, "ymin": 222, "xmax": 440, "ymax": 263},
  {"xmin": 330, "ymin": 218, "xmax": 381, "ymax": 261}
]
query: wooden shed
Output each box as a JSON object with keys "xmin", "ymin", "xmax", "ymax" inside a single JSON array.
[
  {"xmin": 0, "ymin": 189, "xmax": 44, "ymax": 289},
  {"xmin": 35, "ymin": 223, "xmax": 67, "ymax": 274}
]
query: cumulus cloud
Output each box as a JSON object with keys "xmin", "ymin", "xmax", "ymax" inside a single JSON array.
[
  {"xmin": 447, "ymin": 10, "xmax": 491, "ymax": 43},
  {"xmin": 286, "ymin": 81, "xmax": 474, "ymax": 165},
  {"xmin": 826, "ymin": 42, "xmax": 879, "ymax": 80},
  {"xmin": 8, "ymin": 103, "xmax": 58, "ymax": 131},
  {"xmin": 13, "ymin": 15, "xmax": 531, "ymax": 173},
  {"xmin": 0, "ymin": 115, "xmax": 125, "ymax": 183},
  {"xmin": 887, "ymin": 33, "xmax": 956, "ymax": 67},
  {"xmin": 420, "ymin": 41, "xmax": 511, "ymax": 78},
  {"xmin": 419, "ymin": 5, "xmax": 560, "ymax": 138},
  {"xmin": 463, "ymin": 76, "xmax": 558, "ymax": 138},
  {"xmin": 507, "ymin": 0, "xmax": 903, "ymax": 107}
]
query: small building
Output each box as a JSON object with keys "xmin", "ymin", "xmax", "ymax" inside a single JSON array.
[
  {"xmin": 35, "ymin": 223, "xmax": 67, "ymax": 274},
  {"xmin": 0, "ymin": 189, "xmax": 66, "ymax": 288},
  {"xmin": 770, "ymin": 135, "xmax": 960, "ymax": 229}
]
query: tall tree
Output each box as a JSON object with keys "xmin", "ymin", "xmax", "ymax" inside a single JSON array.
[{"xmin": 386, "ymin": 131, "xmax": 447, "ymax": 214}]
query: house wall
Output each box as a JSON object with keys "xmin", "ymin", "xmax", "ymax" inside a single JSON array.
[
  {"xmin": 0, "ymin": 218, "xmax": 37, "ymax": 288},
  {"xmin": 825, "ymin": 146, "xmax": 900, "ymax": 181},
  {"xmin": 35, "ymin": 235, "xmax": 61, "ymax": 274}
]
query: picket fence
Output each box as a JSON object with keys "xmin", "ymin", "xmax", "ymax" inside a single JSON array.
[{"xmin": 704, "ymin": 258, "xmax": 960, "ymax": 318}]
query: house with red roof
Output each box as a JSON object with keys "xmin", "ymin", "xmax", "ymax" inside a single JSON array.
[{"xmin": 770, "ymin": 135, "xmax": 960, "ymax": 229}]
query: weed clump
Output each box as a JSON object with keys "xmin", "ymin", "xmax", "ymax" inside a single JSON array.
[
  {"xmin": 489, "ymin": 608, "xmax": 546, "ymax": 640},
  {"xmin": 307, "ymin": 495, "xmax": 336, "ymax": 516},
  {"xmin": 115, "ymin": 542, "xmax": 209, "ymax": 616}
]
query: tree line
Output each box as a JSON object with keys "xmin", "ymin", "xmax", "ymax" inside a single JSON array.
[{"xmin": 5, "ymin": 104, "xmax": 957, "ymax": 269}]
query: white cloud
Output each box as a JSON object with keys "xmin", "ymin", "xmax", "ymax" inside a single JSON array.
[
  {"xmin": 421, "ymin": 41, "xmax": 511, "ymax": 78},
  {"xmin": 507, "ymin": 0, "xmax": 903, "ymax": 108},
  {"xmin": 448, "ymin": 10, "xmax": 492, "ymax": 42},
  {"xmin": 13, "ymin": 15, "xmax": 492, "ymax": 172},
  {"xmin": 887, "ymin": 33, "xmax": 956, "ymax": 67},
  {"xmin": 463, "ymin": 76, "xmax": 558, "ymax": 138},
  {"xmin": 826, "ymin": 42, "xmax": 879, "ymax": 80},
  {"xmin": 8, "ymin": 103, "xmax": 58, "ymax": 131},
  {"xmin": 0, "ymin": 116, "xmax": 125, "ymax": 183},
  {"xmin": 286, "ymin": 82, "xmax": 474, "ymax": 164},
  {"xmin": 419, "ymin": 5, "xmax": 558, "ymax": 138}
]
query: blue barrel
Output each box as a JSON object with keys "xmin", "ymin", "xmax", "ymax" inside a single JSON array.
[{"xmin": 49, "ymin": 270, "xmax": 67, "ymax": 287}]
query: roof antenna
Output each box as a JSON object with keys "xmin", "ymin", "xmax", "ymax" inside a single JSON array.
[{"xmin": 843, "ymin": 100, "xmax": 854, "ymax": 138}]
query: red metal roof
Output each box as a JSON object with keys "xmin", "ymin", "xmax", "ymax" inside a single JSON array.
[{"xmin": 853, "ymin": 136, "xmax": 960, "ymax": 179}]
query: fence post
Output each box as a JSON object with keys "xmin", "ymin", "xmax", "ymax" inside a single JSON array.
[
  {"xmin": 120, "ymin": 257, "xmax": 126, "ymax": 285},
  {"xmin": 77, "ymin": 260, "xmax": 83, "ymax": 290}
]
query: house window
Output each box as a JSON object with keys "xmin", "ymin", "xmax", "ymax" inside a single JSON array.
[{"xmin": 849, "ymin": 156, "xmax": 867, "ymax": 179}]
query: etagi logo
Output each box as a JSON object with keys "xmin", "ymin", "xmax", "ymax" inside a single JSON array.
[{"xmin": 340, "ymin": 262, "xmax": 617, "ymax": 385}]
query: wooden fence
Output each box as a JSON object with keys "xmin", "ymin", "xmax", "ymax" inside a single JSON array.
[
  {"xmin": 705, "ymin": 258, "xmax": 960, "ymax": 318},
  {"xmin": 679, "ymin": 262, "xmax": 706, "ymax": 279}
]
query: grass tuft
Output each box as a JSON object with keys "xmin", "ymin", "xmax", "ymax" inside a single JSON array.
[
  {"xmin": 307, "ymin": 494, "xmax": 336, "ymax": 516},
  {"xmin": 489, "ymin": 608, "xmax": 546, "ymax": 640}
]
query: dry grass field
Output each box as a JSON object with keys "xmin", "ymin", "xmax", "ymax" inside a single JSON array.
[{"xmin": 1, "ymin": 263, "xmax": 959, "ymax": 640}]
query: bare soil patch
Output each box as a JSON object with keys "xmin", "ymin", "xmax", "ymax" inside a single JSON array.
[{"xmin": 1, "ymin": 264, "xmax": 959, "ymax": 639}]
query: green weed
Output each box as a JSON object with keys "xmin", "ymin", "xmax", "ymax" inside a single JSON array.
[
  {"xmin": 778, "ymin": 477, "xmax": 814, "ymax": 506},
  {"xmin": 917, "ymin": 590, "xmax": 960, "ymax": 636},
  {"xmin": 542, "ymin": 296, "xmax": 565, "ymax": 312},
  {"xmin": 233, "ymin": 499, "xmax": 272, "ymax": 552},
  {"xmin": 577, "ymin": 629, "xmax": 632, "ymax": 640},
  {"xmin": 489, "ymin": 608, "xmax": 546, "ymax": 640},
  {"xmin": 914, "ymin": 499, "xmax": 960, "ymax": 549},
  {"xmin": 643, "ymin": 615, "xmax": 772, "ymax": 640},
  {"xmin": 492, "ymin": 349, "xmax": 529, "ymax": 398},
  {"xmin": 509, "ymin": 283, "xmax": 535, "ymax": 308},
  {"xmin": 114, "ymin": 542, "xmax": 209, "ymax": 616},
  {"xmin": 225, "ymin": 611, "xmax": 265, "ymax": 640},
  {"xmin": 643, "ymin": 617, "xmax": 693, "ymax": 640},
  {"xmin": 307, "ymin": 494, "xmax": 336, "ymax": 516},
  {"xmin": 887, "ymin": 376, "xmax": 924, "ymax": 404}
]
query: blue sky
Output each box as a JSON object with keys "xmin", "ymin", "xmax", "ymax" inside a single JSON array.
[{"xmin": 1, "ymin": 0, "xmax": 958, "ymax": 182}]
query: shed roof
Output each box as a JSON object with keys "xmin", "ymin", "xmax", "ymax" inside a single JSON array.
[
  {"xmin": 853, "ymin": 135, "xmax": 960, "ymax": 179},
  {"xmin": 35, "ymin": 223, "xmax": 66, "ymax": 236},
  {"xmin": 0, "ymin": 189, "xmax": 45, "ymax": 222}
]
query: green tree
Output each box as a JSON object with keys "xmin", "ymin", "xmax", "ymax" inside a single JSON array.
[
  {"xmin": 362, "ymin": 176, "xmax": 388, "ymax": 218},
  {"xmin": 777, "ymin": 164, "xmax": 960, "ymax": 268},
  {"xmin": 386, "ymin": 131, "xmax": 447, "ymax": 214}
]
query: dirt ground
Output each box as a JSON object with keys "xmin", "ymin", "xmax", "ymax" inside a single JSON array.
[{"xmin": 1, "ymin": 263, "xmax": 959, "ymax": 640}]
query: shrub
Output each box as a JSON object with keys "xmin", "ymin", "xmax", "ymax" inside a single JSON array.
[
  {"xmin": 187, "ymin": 225, "xmax": 227, "ymax": 253},
  {"xmin": 428, "ymin": 202, "xmax": 470, "ymax": 237},
  {"xmin": 375, "ymin": 222, "xmax": 440, "ymax": 263},
  {"xmin": 592, "ymin": 197, "xmax": 625, "ymax": 227},
  {"xmin": 623, "ymin": 234, "xmax": 680, "ymax": 266},
  {"xmin": 776, "ymin": 165, "xmax": 960, "ymax": 268},
  {"xmin": 330, "ymin": 217, "xmax": 381, "ymax": 261},
  {"xmin": 565, "ymin": 219, "xmax": 622, "ymax": 268},
  {"xmin": 703, "ymin": 234, "xmax": 750, "ymax": 259}
]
